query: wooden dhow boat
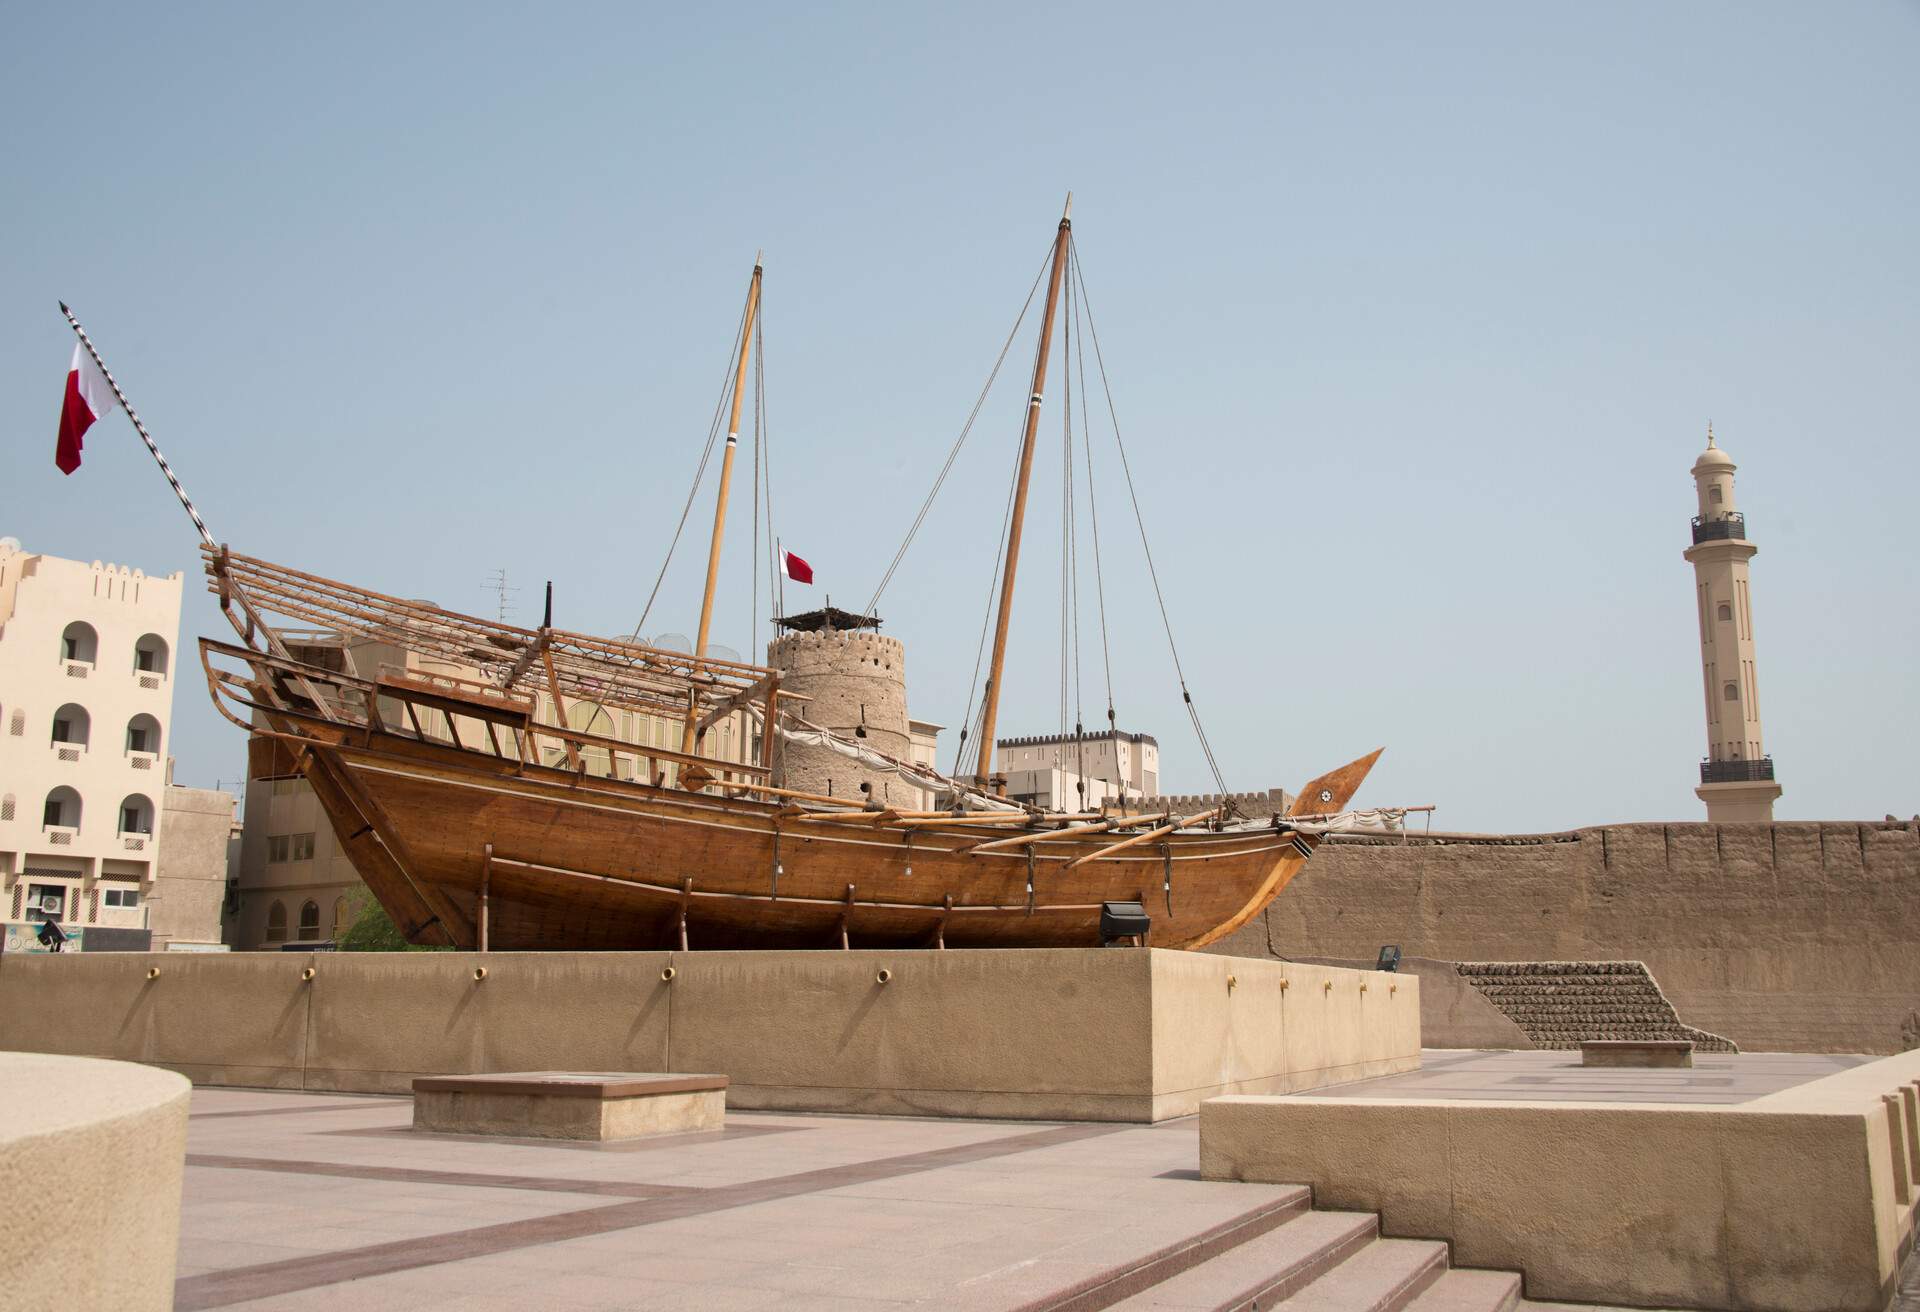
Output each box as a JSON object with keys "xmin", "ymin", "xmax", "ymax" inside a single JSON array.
[{"xmin": 62, "ymin": 203, "xmax": 1403, "ymax": 951}]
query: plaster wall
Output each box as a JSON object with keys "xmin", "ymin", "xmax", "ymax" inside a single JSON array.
[
  {"xmin": 0, "ymin": 948, "xmax": 1418, "ymax": 1121},
  {"xmin": 148, "ymin": 782, "xmax": 233, "ymax": 947},
  {"xmin": 1211, "ymin": 820, "xmax": 1920, "ymax": 1054}
]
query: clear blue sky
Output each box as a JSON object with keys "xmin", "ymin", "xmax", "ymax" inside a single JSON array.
[{"xmin": 4, "ymin": 3, "xmax": 1915, "ymax": 831}]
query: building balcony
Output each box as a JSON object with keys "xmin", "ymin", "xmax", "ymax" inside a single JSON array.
[
  {"xmin": 127, "ymin": 749, "xmax": 160, "ymax": 772},
  {"xmin": 1690, "ymin": 512, "xmax": 1746, "ymax": 544},
  {"xmin": 1700, "ymin": 756, "xmax": 1775, "ymax": 784},
  {"xmin": 51, "ymin": 741, "xmax": 88, "ymax": 763},
  {"xmin": 137, "ymin": 671, "xmax": 166, "ymax": 691},
  {"xmin": 120, "ymin": 832, "xmax": 152, "ymax": 852},
  {"xmin": 42, "ymin": 824, "xmax": 80, "ymax": 847},
  {"xmin": 62, "ymin": 658, "xmax": 94, "ymax": 680}
]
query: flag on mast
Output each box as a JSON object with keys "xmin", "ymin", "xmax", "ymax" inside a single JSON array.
[
  {"xmin": 781, "ymin": 550, "xmax": 814, "ymax": 585},
  {"xmin": 55, "ymin": 342, "xmax": 119, "ymax": 474}
]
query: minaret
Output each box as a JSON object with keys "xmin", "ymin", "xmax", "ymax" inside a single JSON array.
[{"xmin": 1684, "ymin": 425, "xmax": 1781, "ymax": 822}]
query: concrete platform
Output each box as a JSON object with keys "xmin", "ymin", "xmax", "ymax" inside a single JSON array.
[
  {"xmin": 1307, "ymin": 1047, "xmax": 1867, "ymax": 1104},
  {"xmin": 1580, "ymin": 1039, "xmax": 1691, "ymax": 1068},
  {"xmin": 412, "ymin": 1072, "xmax": 727, "ymax": 1141}
]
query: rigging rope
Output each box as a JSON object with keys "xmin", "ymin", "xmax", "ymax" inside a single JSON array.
[
  {"xmin": 750, "ymin": 297, "xmax": 775, "ymax": 661},
  {"xmin": 862, "ymin": 241, "xmax": 1056, "ymax": 620},
  {"xmin": 1069, "ymin": 237, "xmax": 1230, "ymax": 800},
  {"xmin": 633, "ymin": 291, "xmax": 753, "ymax": 639},
  {"xmin": 1071, "ymin": 253, "xmax": 1119, "ymax": 734}
]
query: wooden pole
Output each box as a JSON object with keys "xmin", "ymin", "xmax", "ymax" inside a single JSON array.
[
  {"xmin": 477, "ymin": 843, "xmax": 492, "ymax": 952},
  {"xmin": 974, "ymin": 198, "xmax": 1072, "ymax": 783},
  {"xmin": 684, "ymin": 258, "xmax": 764, "ymax": 758}
]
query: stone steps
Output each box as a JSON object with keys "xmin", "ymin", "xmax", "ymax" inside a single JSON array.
[{"xmin": 1097, "ymin": 1206, "xmax": 1519, "ymax": 1312}]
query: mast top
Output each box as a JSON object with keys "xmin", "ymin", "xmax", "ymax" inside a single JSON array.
[
  {"xmin": 1061, "ymin": 192, "xmax": 1072, "ymax": 223},
  {"xmin": 754, "ymin": 250, "xmax": 764, "ymax": 271}
]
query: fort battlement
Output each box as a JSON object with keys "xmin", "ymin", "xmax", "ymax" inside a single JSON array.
[
  {"xmin": 1209, "ymin": 818, "xmax": 1920, "ymax": 1054},
  {"xmin": 766, "ymin": 629, "xmax": 912, "ymax": 804},
  {"xmin": 1135, "ymin": 788, "xmax": 1294, "ymax": 818}
]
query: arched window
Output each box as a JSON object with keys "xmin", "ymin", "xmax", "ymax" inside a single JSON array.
[
  {"xmin": 50, "ymin": 703, "xmax": 91, "ymax": 750},
  {"xmin": 1723, "ymin": 682, "xmax": 1739, "ymax": 701},
  {"xmin": 298, "ymin": 900, "xmax": 321, "ymax": 940},
  {"xmin": 1716, "ymin": 603, "xmax": 1732, "ymax": 622},
  {"xmin": 60, "ymin": 620, "xmax": 98, "ymax": 666},
  {"xmin": 1709, "ymin": 486, "xmax": 1723, "ymax": 504},
  {"xmin": 126, "ymin": 714, "xmax": 162, "ymax": 758},
  {"xmin": 42, "ymin": 786, "xmax": 82, "ymax": 831},
  {"xmin": 118, "ymin": 793, "xmax": 155, "ymax": 835},
  {"xmin": 265, "ymin": 900, "xmax": 288, "ymax": 942},
  {"xmin": 133, "ymin": 634, "xmax": 170, "ymax": 677},
  {"xmin": 567, "ymin": 701, "xmax": 614, "ymax": 776},
  {"xmin": 332, "ymin": 897, "xmax": 351, "ymax": 940}
]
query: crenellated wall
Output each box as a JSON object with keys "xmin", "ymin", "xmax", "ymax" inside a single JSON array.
[{"xmin": 1208, "ymin": 820, "xmax": 1920, "ymax": 1054}]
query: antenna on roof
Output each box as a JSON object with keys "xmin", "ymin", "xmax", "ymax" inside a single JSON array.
[{"xmin": 486, "ymin": 568, "xmax": 520, "ymax": 623}]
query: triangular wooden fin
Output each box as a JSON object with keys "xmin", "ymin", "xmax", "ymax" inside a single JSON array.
[{"xmin": 1288, "ymin": 748, "xmax": 1384, "ymax": 817}]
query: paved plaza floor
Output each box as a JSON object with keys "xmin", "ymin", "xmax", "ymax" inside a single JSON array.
[
  {"xmin": 172, "ymin": 1049, "xmax": 1874, "ymax": 1309},
  {"xmin": 1311, "ymin": 1046, "xmax": 1870, "ymax": 1104},
  {"xmin": 176, "ymin": 1088, "xmax": 1298, "ymax": 1310}
]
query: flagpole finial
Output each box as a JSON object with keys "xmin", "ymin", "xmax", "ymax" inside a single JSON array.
[{"xmin": 58, "ymin": 301, "xmax": 71, "ymax": 315}]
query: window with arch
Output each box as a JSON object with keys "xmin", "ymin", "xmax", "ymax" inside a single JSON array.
[
  {"xmin": 126, "ymin": 714, "xmax": 162, "ymax": 757},
  {"xmin": 265, "ymin": 901, "xmax": 288, "ymax": 942},
  {"xmin": 298, "ymin": 900, "xmax": 321, "ymax": 940},
  {"xmin": 50, "ymin": 703, "xmax": 91, "ymax": 749},
  {"xmin": 1709, "ymin": 486, "xmax": 1724, "ymax": 505},
  {"xmin": 61, "ymin": 620, "xmax": 98, "ymax": 665},
  {"xmin": 42, "ymin": 786, "xmax": 82, "ymax": 830},
  {"xmin": 1723, "ymin": 682, "xmax": 1740, "ymax": 701},
  {"xmin": 133, "ymin": 634, "xmax": 170, "ymax": 677},
  {"xmin": 332, "ymin": 897, "xmax": 351, "ymax": 940},
  {"xmin": 1717, "ymin": 602, "xmax": 1732, "ymax": 622},
  {"xmin": 119, "ymin": 793, "xmax": 155, "ymax": 835},
  {"xmin": 567, "ymin": 701, "xmax": 614, "ymax": 776}
]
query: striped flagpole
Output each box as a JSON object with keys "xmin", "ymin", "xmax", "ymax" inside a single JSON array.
[{"xmin": 58, "ymin": 302, "xmax": 217, "ymax": 548}]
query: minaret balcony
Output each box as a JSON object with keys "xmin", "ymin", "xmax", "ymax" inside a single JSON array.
[
  {"xmin": 1691, "ymin": 512, "xmax": 1746, "ymax": 544},
  {"xmin": 1700, "ymin": 756, "xmax": 1774, "ymax": 784}
]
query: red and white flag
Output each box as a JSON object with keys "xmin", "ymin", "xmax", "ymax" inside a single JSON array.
[
  {"xmin": 781, "ymin": 550, "xmax": 814, "ymax": 584},
  {"xmin": 55, "ymin": 343, "xmax": 118, "ymax": 474}
]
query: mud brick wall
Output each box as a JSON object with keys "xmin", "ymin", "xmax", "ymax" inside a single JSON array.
[
  {"xmin": 1206, "ymin": 821, "xmax": 1920, "ymax": 1055},
  {"xmin": 1455, "ymin": 961, "xmax": 1738, "ymax": 1052}
]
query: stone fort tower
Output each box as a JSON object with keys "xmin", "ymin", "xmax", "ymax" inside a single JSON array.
[
  {"xmin": 1685, "ymin": 426, "xmax": 1781, "ymax": 822},
  {"xmin": 767, "ymin": 616, "xmax": 914, "ymax": 805}
]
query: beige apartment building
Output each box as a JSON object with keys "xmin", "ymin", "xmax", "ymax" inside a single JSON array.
[{"xmin": 0, "ymin": 536, "xmax": 225, "ymax": 948}]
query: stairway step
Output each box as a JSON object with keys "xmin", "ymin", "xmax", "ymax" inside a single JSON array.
[
  {"xmin": 1272, "ymin": 1237, "xmax": 1449, "ymax": 1312},
  {"xmin": 1104, "ymin": 1210, "xmax": 1378, "ymax": 1309},
  {"xmin": 1403, "ymin": 1268, "xmax": 1523, "ymax": 1312}
]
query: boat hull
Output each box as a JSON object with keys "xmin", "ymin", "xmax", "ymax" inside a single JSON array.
[{"xmin": 294, "ymin": 726, "xmax": 1378, "ymax": 951}]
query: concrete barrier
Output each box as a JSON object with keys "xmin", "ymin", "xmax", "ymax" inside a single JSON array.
[
  {"xmin": 0, "ymin": 1053, "xmax": 189, "ymax": 1311},
  {"xmin": 1199, "ymin": 1048, "xmax": 1920, "ymax": 1311},
  {"xmin": 0, "ymin": 948, "xmax": 1418, "ymax": 1122}
]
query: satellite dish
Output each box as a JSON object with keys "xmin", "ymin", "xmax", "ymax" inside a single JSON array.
[
  {"xmin": 0, "ymin": 536, "xmax": 21, "ymax": 553},
  {"xmin": 702, "ymin": 643, "xmax": 741, "ymax": 663},
  {"xmin": 651, "ymin": 633, "xmax": 692, "ymax": 654}
]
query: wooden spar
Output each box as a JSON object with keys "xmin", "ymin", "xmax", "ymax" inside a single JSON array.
[
  {"xmin": 973, "ymin": 197, "xmax": 1073, "ymax": 783},
  {"xmin": 1063, "ymin": 806, "xmax": 1223, "ymax": 869},
  {"xmin": 683, "ymin": 257, "xmax": 765, "ymax": 759},
  {"xmin": 966, "ymin": 811, "xmax": 1172, "ymax": 854},
  {"xmin": 539, "ymin": 644, "xmax": 583, "ymax": 772}
]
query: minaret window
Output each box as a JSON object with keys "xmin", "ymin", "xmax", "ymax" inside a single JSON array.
[
  {"xmin": 1717, "ymin": 603, "xmax": 1732, "ymax": 622},
  {"xmin": 1723, "ymin": 682, "xmax": 1739, "ymax": 701},
  {"xmin": 1709, "ymin": 486, "xmax": 1723, "ymax": 505}
]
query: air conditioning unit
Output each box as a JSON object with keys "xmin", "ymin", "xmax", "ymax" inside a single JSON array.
[{"xmin": 38, "ymin": 892, "xmax": 62, "ymax": 914}]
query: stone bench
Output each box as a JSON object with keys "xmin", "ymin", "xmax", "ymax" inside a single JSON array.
[
  {"xmin": 411, "ymin": 1071, "xmax": 727, "ymax": 1141},
  {"xmin": 1580, "ymin": 1040, "xmax": 1692, "ymax": 1069}
]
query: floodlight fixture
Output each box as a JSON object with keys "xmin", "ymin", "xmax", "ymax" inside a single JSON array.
[{"xmin": 1375, "ymin": 944, "xmax": 1402, "ymax": 973}]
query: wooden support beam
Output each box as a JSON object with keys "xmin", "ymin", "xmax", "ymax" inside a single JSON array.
[
  {"xmin": 967, "ymin": 811, "xmax": 1172, "ymax": 854},
  {"xmin": 839, "ymin": 884, "xmax": 854, "ymax": 950},
  {"xmin": 540, "ymin": 644, "xmax": 584, "ymax": 773},
  {"xmin": 1062, "ymin": 807, "xmax": 1224, "ymax": 870},
  {"xmin": 477, "ymin": 843, "xmax": 492, "ymax": 953},
  {"xmin": 678, "ymin": 876, "xmax": 693, "ymax": 951}
]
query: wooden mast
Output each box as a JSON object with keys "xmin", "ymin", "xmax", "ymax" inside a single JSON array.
[
  {"xmin": 683, "ymin": 256, "xmax": 764, "ymax": 759},
  {"xmin": 973, "ymin": 197, "xmax": 1073, "ymax": 784}
]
